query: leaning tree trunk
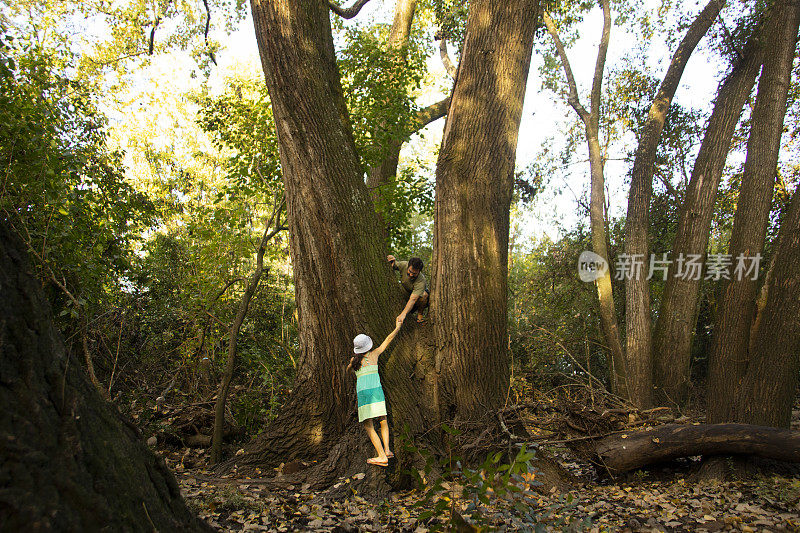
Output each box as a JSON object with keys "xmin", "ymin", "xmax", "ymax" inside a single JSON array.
[
  {"xmin": 433, "ymin": 0, "xmax": 539, "ymax": 421},
  {"xmin": 730, "ymin": 185, "xmax": 800, "ymax": 427},
  {"xmin": 585, "ymin": 2, "xmax": 629, "ymax": 398},
  {"xmin": 543, "ymin": 1, "xmax": 628, "ymax": 398},
  {"xmin": 624, "ymin": 0, "xmax": 726, "ymax": 409},
  {"xmin": 652, "ymin": 30, "xmax": 764, "ymax": 407},
  {"xmin": 211, "ymin": 211, "xmax": 284, "ymax": 464},
  {"xmin": 707, "ymin": 0, "xmax": 800, "ymax": 423},
  {"xmin": 0, "ymin": 223, "xmax": 210, "ymax": 531}
]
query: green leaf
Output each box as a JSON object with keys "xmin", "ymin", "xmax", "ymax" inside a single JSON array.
[{"xmin": 441, "ymin": 423, "xmax": 461, "ymax": 436}]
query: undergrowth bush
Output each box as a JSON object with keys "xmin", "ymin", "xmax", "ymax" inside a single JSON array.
[{"xmin": 401, "ymin": 425, "xmax": 591, "ymax": 531}]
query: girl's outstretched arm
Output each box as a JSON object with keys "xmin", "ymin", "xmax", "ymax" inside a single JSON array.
[{"xmin": 372, "ymin": 318, "xmax": 403, "ymax": 357}]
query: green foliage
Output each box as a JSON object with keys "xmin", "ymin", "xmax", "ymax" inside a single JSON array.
[
  {"xmin": 421, "ymin": 0, "xmax": 468, "ymax": 50},
  {"xmin": 337, "ymin": 19, "xmax": 435, "ymax": 252},
  {"xmin": 339, "ymin": 24, "xmax": 429, "ymax": 172},
  {"xmin": 0, "ymin": 35, "xmax": 154, "ymax": 323},
  {"xmin": 3, "ymin": 0, "xmax": 248, "ymax": 78},
  {"xmin": 509, "ymin": 227, "xmax": 611, "ymax": 385},
  {"xmin": 706, "ymin": 0, "xmax": 770, "ymax": 64},
  {"xmin": 401, "ymin": 427, "xmax": 589, "ymax": 531},
  {"xmin": 119, "ymin": 71, "xmax": 295, "ymax": 423},
  {"xmin": 374, "ymin": 166, "xmax": 434, "ymax": 249},
  {"xmin": 195, "ymin": 76, "xmax": 281, "ymax": 196}
]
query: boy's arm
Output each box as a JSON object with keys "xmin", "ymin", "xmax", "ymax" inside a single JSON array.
[{"xmin": 397, "ymin": 293, "xmax": 419, "ymax": 323}]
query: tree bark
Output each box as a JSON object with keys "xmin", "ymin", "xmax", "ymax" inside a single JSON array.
[
  {"xmin": 707, "ymin": 0, "xmax": 800, "ymax": 423},
  {"xmin": 652, "ymin": 32, "xmax": 764, "ymax": 407},
  {"xmin": 0, "ymin": 223, "xmax": 210, "ymax": 531},
  {"xmin": 731, "ymin": 185, "xmax": 800, "ymax": 427},
  {"xmin": 433, "ymin": 0, "xmax": 539, "ymax": 421},
  {"xmin": 241, "ymin": 0, "xmax": 400, "ymax": 471},
  {"xmin": 543, "ymin": 2, "xmax": 628, "ymax": 399},
  {"xmin": 594, "ymin": 423, "xmax": 800, "ymax": 475},
  {"xmin": 624, "ymin": 0, "xmax": 726, "ymax": 408},
  {"xmin": 328, "ymin": 0, "xmax": 372, "ymax": 19},
  {"xmin": 237, "ymin": 0, "xmax": 544, "ymax": 490}
]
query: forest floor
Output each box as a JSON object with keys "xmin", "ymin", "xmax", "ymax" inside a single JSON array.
[
  {"xmin": 143, "ymin": 389, "xmax": 800, "ymax": 532},
  {"xmin": 166, "ymin": 446, "xmax": 800, "ymax": 532},
  {"xmin": 170, "ymin": 450, "xmax": 800, "ymax": 533}
]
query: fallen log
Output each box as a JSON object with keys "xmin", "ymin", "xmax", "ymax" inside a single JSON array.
[{"xmin": 594, "ymin": 423, "xmax": 800, "ymax": 474}]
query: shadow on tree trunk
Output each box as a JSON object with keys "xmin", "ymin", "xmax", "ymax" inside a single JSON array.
[{"xmin": 0, "ymin": 222, "xmax": 211, "ymax": 531}]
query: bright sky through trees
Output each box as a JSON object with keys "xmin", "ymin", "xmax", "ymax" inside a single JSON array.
[{"xmin": 91, "ymin": 0, "xmax": 741, "ymax": 243}]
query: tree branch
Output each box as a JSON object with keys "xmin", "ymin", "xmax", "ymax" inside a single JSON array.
[
  {"xmin": 148, "ymin": 18, "xmax": 160, "ymax": 55},
  {"xmin": 438, "ymin": 37, "xmax": 458, "ymax": 78},
  {"xmin": 328, "ymin": 0, "xmax": 372, "ymax": 19},
  {"xmin": 590, "ymin": 0, "xmax": 611, "ymax": 129},
  {"xmin": 210, "ymin": 278, "xmax": 245, "ymax": 305},
  {"xmin": 412, "ymin": 97, "xmax": 451, "ymax": 132},
  {"xmin": 543, "ymin": 12, "xmax": 590, "ymax": 124},
  {"xmin": 202, "ymin": 0, "xmax": 217, "ymax": 65},
  {"xmin": 654, "ymin": 167, "xmax": 680, "ymax": 200}
]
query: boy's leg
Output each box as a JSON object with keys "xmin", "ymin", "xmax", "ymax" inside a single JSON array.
[
  {"xmin": 378, "ymin": 417, "xmax": 392, "ymax": 456},
  {"xmin": 416, "ymin": 290, "xmax": 429, "ymax": 322},
  {"xmin": 363, "ymin": 419, "xmax": 387, "ymax": 460}
]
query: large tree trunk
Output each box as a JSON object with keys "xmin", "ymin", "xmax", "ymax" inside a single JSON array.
[
  {"xmin": 707, "ymin": 0, "xmax": 800, "ymax": 423},
  {"xmin": 0, "ymin": 223, "xmax": 209, "ymax": 531},
  {"xmin": 239, "ymin": 0, "xmax": 401, "ymax": 472},
  {"xmin": 652, "ymin": 32, "xmax": 764, "ymax": 407},
  {"xmin": 236, "ymin": 0, "xmax": 545, "ymax": 491},
  {"xmin": 237, "ymin": 2, "xmax": 445, "ymax": 491},
  {"xmin": 624, "ymin": 0, "xmax": 726, "ymax": 409},
  {"xmin": 731, "ymin": 185, "xmax": 800, "ymax": 427},
  {"xmin": 433, "ymin": 0, "xmax": 539, "ymax": 421}
]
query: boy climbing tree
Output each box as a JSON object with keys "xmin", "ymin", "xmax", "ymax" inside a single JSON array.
[{"xmin": 387, "ymin": 254, "xmax": 429, "ymax": 323}]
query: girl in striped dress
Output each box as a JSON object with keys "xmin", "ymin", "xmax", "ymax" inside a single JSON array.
[{"xmin": 347, "ymin": 318, "xmax": 402, "ymax": 467}]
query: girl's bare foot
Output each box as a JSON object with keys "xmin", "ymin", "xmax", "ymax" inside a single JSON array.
[
  {"xmin": 367, "ymin": 457, "xmax": 388, "ymax": 466},
  {"xmin": 385, "ymin": 451, "xmax": 394, "ymax": 459}
]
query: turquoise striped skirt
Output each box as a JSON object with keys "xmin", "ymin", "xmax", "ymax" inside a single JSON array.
[{"xmin": 355, "ymin": 364, "xmax": 387, "ymax": 422}]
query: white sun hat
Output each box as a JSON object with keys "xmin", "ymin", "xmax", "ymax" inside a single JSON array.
[{"xmin": 353, "ymin": 334, "xmax": 373, "ymax": 354}]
